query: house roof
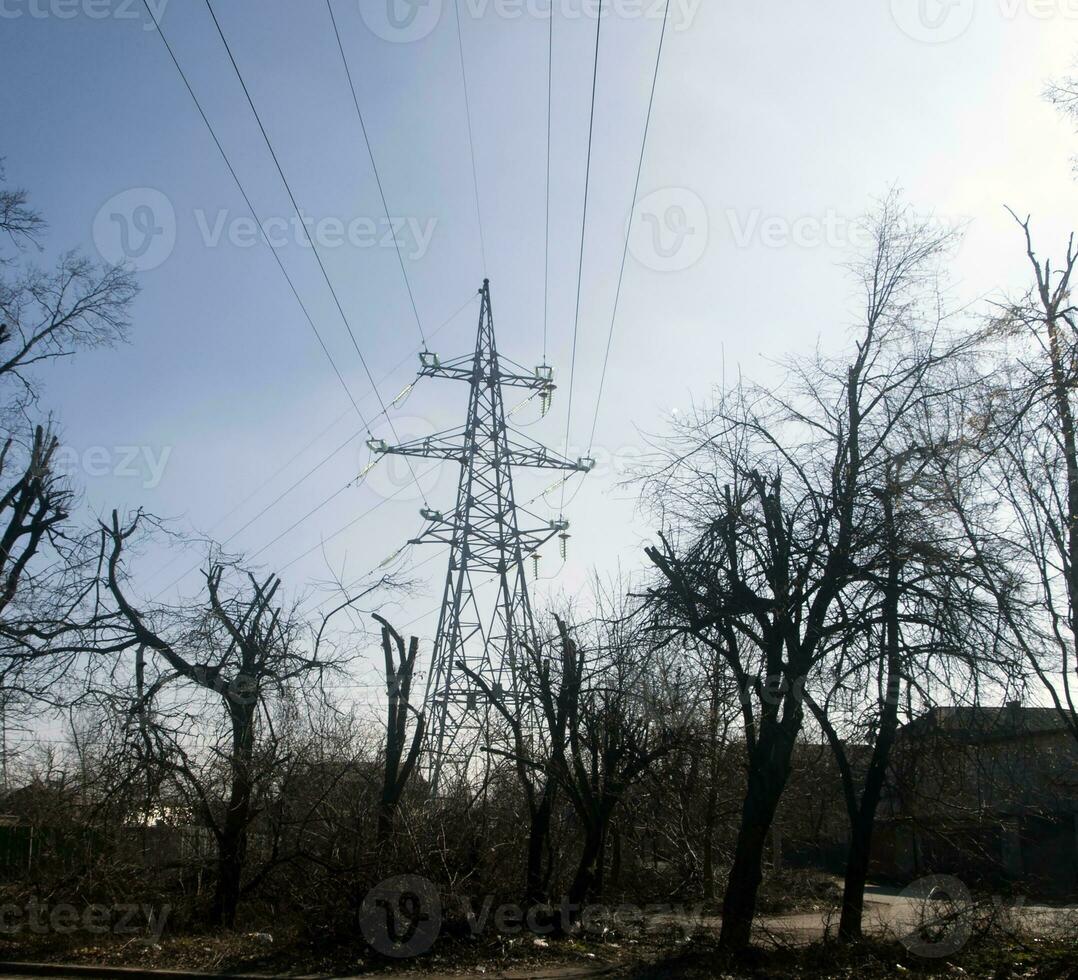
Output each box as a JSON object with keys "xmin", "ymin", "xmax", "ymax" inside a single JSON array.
[{"xmin": 901, "ymin": 705, "xmax": 1073, "ymax": 741}]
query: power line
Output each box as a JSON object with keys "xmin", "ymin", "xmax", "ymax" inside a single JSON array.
[
  {"xmin": 228, "ymin": 431, "xmax": 365, "ymax": 549},
  {"xmin": 277, "ymin": 462, "xmax": 442, "ymax": 574},
  {"xmin": 246, "ymin": 483, "xmax": 354, "ymax": 563},
  {"xmin": 560, "ymin": 0, "xmax": 604, "ymax": 513},
  {"xmin": 144, "ymin": 405, "xmax": 354, "ymax": 588},
  {"xmin": 137, "ymin": 0, "xmax": 368, "ymax": 428},
  {"xmin": 202, "ymin": 0, "xmax": 429, "ymax": 506},
  {"xmin": 145, "ymin": 291, "xmax": 477, "ymax": 599},
  {"xmin": 158, "ymin": 455, "xmax": 418, "ymax": 601},
  {"xmin": 325, "ymin": 0, "xmax": 428, "ymax": 350},
  {"xmin": 543, "ymin": 4, "xmax": 554, "ymax": 365},
  {"xmin": 139, "ymin": 0, "xmax": 473, "ymax": 598},
  {"xmin": 587, "ymin": 0, "xmax": 671, "ymax": 454},
  {"xmin": 149, "ymin": 429, "xmax": 364, "ymax": 600},
  {"xmin": 152, "ymin": 456, "xmax": 362, "ymax": 602},
  {"xmin": 301, "ymin": 544, "xmax": 449, "ymax": 619},
  {"xmin": 153, "ymin": 312, "xmax": 475, "ymax": 600},
  {"xmin": 452, "ymin": 0, "xmax": 487, "ymax": 276}
]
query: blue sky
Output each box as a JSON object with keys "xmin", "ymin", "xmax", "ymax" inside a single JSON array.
[{"xmin": 2, "ymin": 0, "xmax": 1078, "ymax": 701}]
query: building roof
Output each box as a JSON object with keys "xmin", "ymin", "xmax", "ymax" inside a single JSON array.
[{"xmin": 901, "ymin": 705, "xmax": 1073, "ymax": 741}]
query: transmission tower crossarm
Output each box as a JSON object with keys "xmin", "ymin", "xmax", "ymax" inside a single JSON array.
[
  {"xmin": 408, "ymin": 512, "xmax": 569, "ymax": 559},
  {"xmin": 418, "ymin": 356, "xmax": 556, "ymax": 392},
  {"xmin": 371, "ymin": 433, "xmax": 592, "ymax": 472},
  {"xmin": 368, "ymin": 430, "xmax": 466, "ymax": 463}
]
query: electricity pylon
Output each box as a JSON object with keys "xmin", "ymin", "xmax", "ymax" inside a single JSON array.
[{"xmin": 369, "ymin": 279, "xmax": 591, "ymax": 793}]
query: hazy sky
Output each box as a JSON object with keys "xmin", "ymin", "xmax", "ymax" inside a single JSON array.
[{"xmin": 3, "ymin": 0, "xmax": 1078, "ymax": 704}]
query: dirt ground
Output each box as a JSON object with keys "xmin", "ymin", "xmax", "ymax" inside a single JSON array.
[
  {"xmin": 1, "ymin": 933, "xmax": 1076, "ymax": 980},
  {"xmin": 0, "ymin": 883, "xmax": 1074, "ymax": 979}
]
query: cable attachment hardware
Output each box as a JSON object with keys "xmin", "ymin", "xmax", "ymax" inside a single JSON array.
[
  {"xmin": 549, "ymin": 517, "xmax": 570, "ymax": 559},
  {"xmin": 536, "ymin": 364, "xmax": 554, "ymax": 416}
]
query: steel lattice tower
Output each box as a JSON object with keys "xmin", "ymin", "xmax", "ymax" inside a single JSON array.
[{"xmin": 371, "ymin": 280, "xmax": 590, "ymax": 792}]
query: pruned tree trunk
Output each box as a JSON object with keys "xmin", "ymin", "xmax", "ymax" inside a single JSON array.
[{"xmin": 373, "ymin": 615, "xmax": 425, "ymax": 846}]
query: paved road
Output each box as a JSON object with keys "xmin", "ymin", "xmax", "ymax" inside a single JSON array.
[{"xmin": 750, "ymin": 885, "xmax": 1078, "ymax": 947}]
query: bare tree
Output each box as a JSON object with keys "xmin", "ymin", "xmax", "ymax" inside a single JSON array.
[
  {"xmin": 0, "ymin": 164, "xmax": 135, "ymax": 718},
  {"xmin": 953, "ymin": 216, "xmax": 1078, "ymax": 746},
  {"xmin": 0, "ymin": 167, "xmax": 134, "ymax": 409},
  {"xmin": 459, "ymin": 615, "xmax": 581, "ymax": 908},
  {"xmin": 805, "ymin": 440, "xmax": 1018, "ymax": 940},
  {"xmin": 643, "ymin": 193, "xmax": 964, "ymax": 950},
  {"xmin": 557, "ymin": 607, "xmax": 685, "ymax": 908},
  {"xmin": 0, "ymin": 161, "xmax": 45, "ymax": 251},
  {"xmin": 98, "ymin": 509, "xmax": 369, "ymax": 927},
  {"xmin": 0, "ymin": 425, "xmax": 70, "ymax": 621},
  {"xmin": 1046, "ymin": 68, "xmax": 1078, "ymax": 173},
  {"xmin": 700, "ymin": 654, "xmax": 744, "ymax": 902}
]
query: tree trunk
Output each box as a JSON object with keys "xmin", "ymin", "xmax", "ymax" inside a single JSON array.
[
  {"xmin": 376, "ymin": 800, "xmax": 393, "ymax": 846},
  {"xmin": 839, "ymin": 698, "xmax": 901, "ymax": 939},
  {"xmin": 525, "ymin": 785, "xmax": 554, "ymax": 907},
  {"xmin": 212, "ymin": 705, "xmax": 254, "ymax": 929},
  {"xmin": 702, "ymin": 658, "xmax": 723, "ymax": 903},
  {"xmin": 702, "ymin": 828, "xmax": 716, "ymax": 903},
  {"xmin": 212, "ymin": 823, "xmax": 246, "ymax": 929},
  {"xmin": 719, "ymin": 804, "xmax": 770, "ymax": 950},
  {"xmin": 569, "ymin": 823, "xmax": 604, "ymax": 908},
  {"xmin": 838, "ymin": 814, "xmax": 872, "ymax": 941},
  {"xmin": 839, "ymin": 507, "xmax": 902, "ymax": 942},
  {"xmin": 719, "ymin": 712, "xmax": 798, "ymax": 951}
]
